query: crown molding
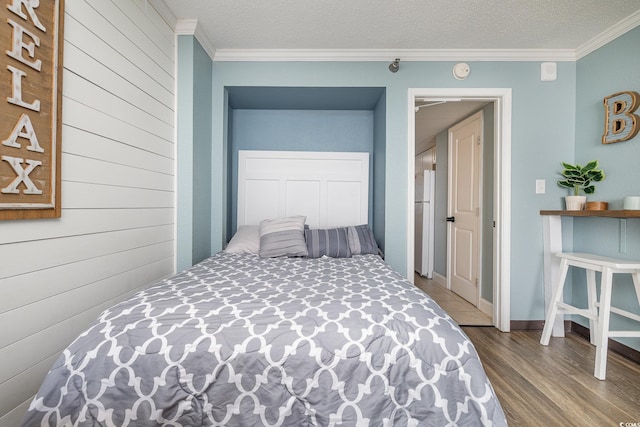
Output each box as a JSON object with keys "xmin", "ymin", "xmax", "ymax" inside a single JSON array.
[
  {"xmin": 576, "ymin": 9, "xmax": 640, "ymax": 59},
  {"xmin": 150, "ymin": 0, "xmax": 639, "ymax": 63},
  {"xmin": 151, "ymin": 1, "xmax": 217, "ymax": 61},
  {"xmin": 212, "ymin": 48, "xmax": 576, "ymax": 62},
  {"xmin": 173, "ymin": 19, "xmax": 217, "ymax": 61},
  {"xmin": 174, "ymin": 19, "xmax": 197, "ymax": 35}
]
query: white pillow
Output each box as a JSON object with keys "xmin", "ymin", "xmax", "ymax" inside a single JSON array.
[{"xmin": 224, "ymin": 225, "xmax": 260, "ymax": 255}]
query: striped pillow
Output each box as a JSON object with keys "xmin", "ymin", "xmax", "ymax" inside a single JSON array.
[
  {"xmin": 259, "ymin": 216, "xmax": 308, "ymax": 258},
  {"xmin": 304, "ymin": 227, "xmax": 352, "ymax": 258},
  {"xmin": 346, "ymin": 225, "xmax": 379, "ymax": 255}
]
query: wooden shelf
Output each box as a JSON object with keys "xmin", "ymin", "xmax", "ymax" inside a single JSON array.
[{"xmin": 540, "ymin": 210, "xmax": 640, "ymax": 218}]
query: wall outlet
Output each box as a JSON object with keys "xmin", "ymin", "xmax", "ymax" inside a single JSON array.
[{"xmin": 535, "ymin": 179, "xmax": 546, "ymax": 194}]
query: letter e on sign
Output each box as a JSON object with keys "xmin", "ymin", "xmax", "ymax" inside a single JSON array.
[{"xmin": 0, "ymin": 0, "xmax": 64, "ymax": 220}]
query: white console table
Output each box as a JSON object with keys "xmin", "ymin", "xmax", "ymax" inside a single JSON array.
[{"xmin": 540, "ymin": 210, "xmax": 640, "ymax": 336}]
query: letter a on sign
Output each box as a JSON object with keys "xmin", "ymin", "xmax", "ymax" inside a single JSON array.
[{"xmin": 602, "ymin": 91, "xmax": 640, "ymax": 144}]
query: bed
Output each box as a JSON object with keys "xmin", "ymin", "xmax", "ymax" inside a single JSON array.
[{"xmin": 21, "ymin": 151, "xmax": 506, "ymax": 426}]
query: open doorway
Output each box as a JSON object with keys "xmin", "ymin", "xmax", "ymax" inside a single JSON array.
[{"xmin": 407, "ymin": 88, "xmax": 512, "ymax": 332}]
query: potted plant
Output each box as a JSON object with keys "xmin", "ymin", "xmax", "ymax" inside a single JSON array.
[{"xmin": 557, "ymin": 160, "xmax": 605, "ymax": 210}]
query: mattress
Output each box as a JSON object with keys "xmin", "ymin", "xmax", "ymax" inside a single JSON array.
[{"xmin": 21, "ymin": 252, "xmax": 506, "ymax": 426}]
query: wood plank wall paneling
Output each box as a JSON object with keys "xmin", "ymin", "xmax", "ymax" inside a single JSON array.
[
  {"xmin": 0, "ymin": 0, "xmax": 176, "ymax": 425},
  {"xmin": 64, "ymin": 97, "xmax": 175, "ymax": 157}
]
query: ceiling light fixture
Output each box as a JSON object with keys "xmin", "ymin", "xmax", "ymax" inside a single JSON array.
[{"xmin": 388, "ymin": 58, "xmax": 400, "ymax": 73}]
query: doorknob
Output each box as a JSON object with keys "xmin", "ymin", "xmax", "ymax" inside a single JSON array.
[{"xmin": 446, "ymin": 216, "xmax": 455, "ymax": 222}]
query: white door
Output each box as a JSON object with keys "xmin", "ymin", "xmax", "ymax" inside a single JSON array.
[{"xmin": 447, "ymin": 111, "xmax": 482, "ymax": 305}]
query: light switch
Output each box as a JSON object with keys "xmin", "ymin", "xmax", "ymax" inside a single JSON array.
[{"xmin": 536, "ymin": 179, "xmax": 545, "ymax": 194}]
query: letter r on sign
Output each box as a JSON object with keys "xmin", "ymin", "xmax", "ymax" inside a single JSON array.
[{"xmin": 7, "ymin": 0, "xmax": 47, "ymax": 32}]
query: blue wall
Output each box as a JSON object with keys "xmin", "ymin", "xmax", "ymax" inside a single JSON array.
[
  {"xmin": 174, "ymin": 41, "xmax": 585, "ymax": 321},
  {"xmin": 207, "ymin": 59, "xmax": 577, "ymax": 322},
  {"xmin": 192, "ymin": 41, "xmax": 213, "ymax": 266},
  {"xmin": 227, "ymin": 109, "xmax": 376, "ymax": 237},
  {"xmin": 572, "ymin": 26, "xmax": 640, "ymax": 351},
  {"xmin": 176, "ymin": 36, "xmax": 213, "ymax": 272},
  {"xmin": 176, "ymin": 25, "xmax": 640, "ymax": 345},
  {"xmin": 373, "ymin": 92, "xmax": 387, "ymax": 250}
]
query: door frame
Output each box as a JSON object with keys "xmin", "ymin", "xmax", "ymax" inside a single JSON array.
[{"xmin": 407, "ymin": 88, "xmax": 511, "ymax": 332}]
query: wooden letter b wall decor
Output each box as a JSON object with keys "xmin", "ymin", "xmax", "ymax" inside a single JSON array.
[{"xmin": 602, "ymin": 91, "xmax": 640, "ymax": 145}]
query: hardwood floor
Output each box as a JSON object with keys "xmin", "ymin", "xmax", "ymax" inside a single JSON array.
[
  {"xmin": 414, "ymin": 274, "xmax": 493, "ymax": 326},
  {"xmin": 413, "ymin": 273, "xmax": 640, "ymax": 424},
  {"xmin": 463, "ymin": 327, "xmax": 640, "ymax": 426}
]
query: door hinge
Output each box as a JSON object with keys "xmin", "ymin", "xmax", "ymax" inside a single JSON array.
[
  {"xmin": 477, "ymin": 136, "xmax": 481, "ymax": 145},
  {"xmin": 475, "ymin": 278, "xmax": 479, "ymax": 286}
]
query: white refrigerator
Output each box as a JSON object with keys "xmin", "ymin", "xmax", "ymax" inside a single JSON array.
[{"xmin": 415, "ymin": 170, "xmax": 435, "ymax": 278}]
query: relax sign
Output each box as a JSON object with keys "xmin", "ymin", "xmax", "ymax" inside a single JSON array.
[{"xmin": 0, "ymin": 0, "xmax": 63, "ymax": 220}]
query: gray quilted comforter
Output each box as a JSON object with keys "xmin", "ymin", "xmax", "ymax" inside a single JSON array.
[{"xmin": 21, "ymin": 253, "xmax": 506, "ymax": 426}]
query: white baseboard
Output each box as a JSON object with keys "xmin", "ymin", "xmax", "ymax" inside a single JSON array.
[{"xmin": 479, "ymin": 297, "xmax": 493, "ymax": 317}]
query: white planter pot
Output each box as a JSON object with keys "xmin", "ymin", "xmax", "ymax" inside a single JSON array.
[{"xmin": 565, "ymin": 195, "xmax": 586, "ymax": 210}]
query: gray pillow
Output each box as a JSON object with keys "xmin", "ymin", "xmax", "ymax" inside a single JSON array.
[
  {"xmin": 224, "ymin": 225, "xmax": 260, "ymax": 255},
  {"xmin": 259, "ymin": 216, "xmax": 308, "ymax": 258},
  {"xmin": 346, "ymin": 225, "xmax": 379, "ymax": 255},
  {"xmin": 305, "ymin": 227, "xmax": 351, "ymax": 258}
]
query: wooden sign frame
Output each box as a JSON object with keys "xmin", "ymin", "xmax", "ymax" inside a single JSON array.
[{"xmin": 0, "ymin": 0, "xmax": 64, "ymax": 220}]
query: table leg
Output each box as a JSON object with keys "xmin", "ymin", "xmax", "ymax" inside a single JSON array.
[
  {"xmin": 594, "ymin": 267, "xmax": 613, "ymax": 380},
  {"xmin": 542, "ymin": 215, "xmax": 565, "ymax": 337}
]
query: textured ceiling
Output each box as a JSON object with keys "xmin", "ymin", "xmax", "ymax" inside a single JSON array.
[
  {"xmin": 159, "ymin": 0, "xmax": 640, "ymax": 51},
  {"xmin": 156, "ymin": 1, "xmax": 640, "ymax": 147}
]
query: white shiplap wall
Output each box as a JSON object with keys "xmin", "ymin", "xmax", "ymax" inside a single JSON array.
[{"xmin": 0, "ymin": 1, "xmax": 176, "ymax": 425}]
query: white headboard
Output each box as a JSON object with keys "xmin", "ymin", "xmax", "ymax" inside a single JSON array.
[{"xmin": 237, "ymin": 150, "xmax": 369, "ymax": 228}]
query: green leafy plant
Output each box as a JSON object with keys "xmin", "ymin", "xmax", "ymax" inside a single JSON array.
[{"xmin": 557, "ymin": 160, "xmax": 605, "ymax": 195}]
